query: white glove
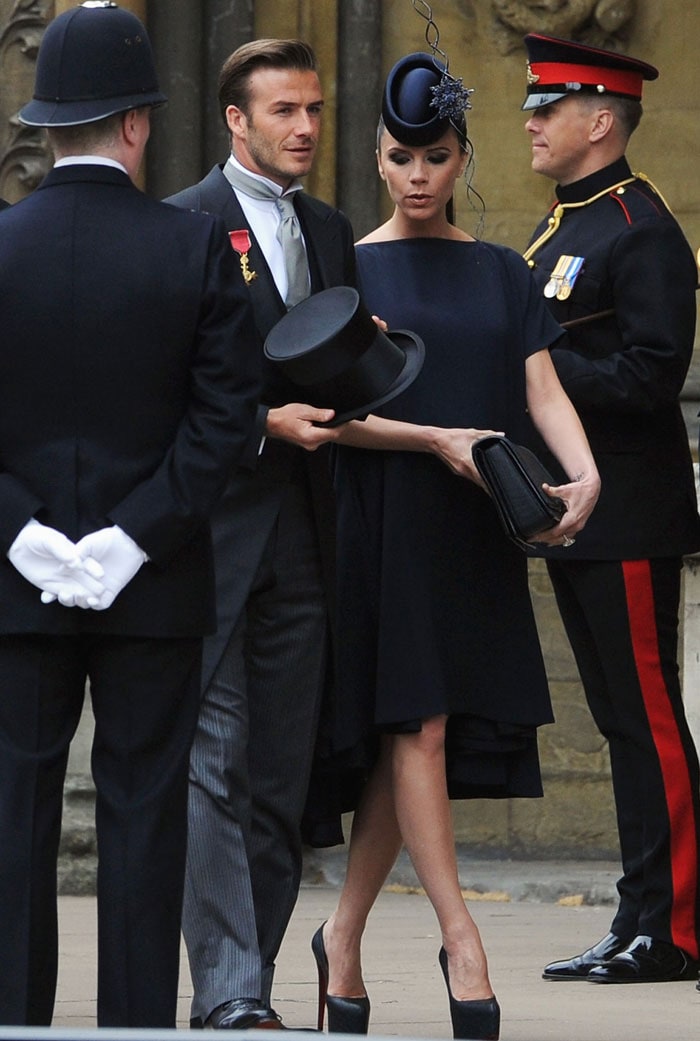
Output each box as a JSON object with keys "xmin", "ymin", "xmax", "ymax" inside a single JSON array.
[
  {"xmin": 8, "ymin": 519, "xmax": 106, "ymax": 609},
  {"xmin": 75, "ymin": 525, "xmax": 148, "ymax": 611}
]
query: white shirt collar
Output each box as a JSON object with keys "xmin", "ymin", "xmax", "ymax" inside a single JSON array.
[{"xmin": 54, "ymin": 156, "xmax": 128, "ymax": 175}]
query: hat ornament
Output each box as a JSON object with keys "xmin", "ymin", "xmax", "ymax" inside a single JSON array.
[
  {"xmin": 411, "ymin": 0, "xmax": 474, "ymax": 125},
  {"xmin": 429, "ymin": 74, "xmax": 474, "ymax": 122}
]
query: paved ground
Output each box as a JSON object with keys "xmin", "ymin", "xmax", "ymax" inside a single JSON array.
[{"xmin": 40, "ymin": 855, "xmax": 700, "ymax": 1040}]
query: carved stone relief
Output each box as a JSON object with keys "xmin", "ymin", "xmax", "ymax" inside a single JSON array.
[
  {"xmin": 491, "ymin": 0, "xmax": 637, "ymax": 56},
  {"xmin": 0, "ymin": 0, "xmax": 52, "ymax": 202}
]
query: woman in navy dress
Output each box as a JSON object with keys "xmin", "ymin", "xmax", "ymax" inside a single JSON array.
[{"xmin": 310, "ymin": 53, "xmax": 600, "ymax": 1040}]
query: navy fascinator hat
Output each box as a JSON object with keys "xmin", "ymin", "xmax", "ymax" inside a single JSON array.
[{"xmin": 382, "ymin": 51, "xmax": 473, "ymax": 146}]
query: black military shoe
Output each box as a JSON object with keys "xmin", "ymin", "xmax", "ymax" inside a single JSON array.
[
  {"xmin": 588, "ymin": 935, "xmax": 700, "ymax": 983},
  {"xmin": 542, "ymin": 932, "xmax": 630, "ymax": 980}
]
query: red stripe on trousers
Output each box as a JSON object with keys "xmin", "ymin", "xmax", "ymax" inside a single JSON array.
[{"xmin": 623, "ymin": 559, "xmax": 699, "ymax": 957}]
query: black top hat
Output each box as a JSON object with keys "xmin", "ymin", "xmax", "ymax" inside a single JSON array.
[
  {"xmin": 263, "ymin": 286, "xmax": 425, "ymax": 427},
  {"xmin": 19, "ymin": 2, "xmax": 166, "ymax": 128},
  {"xmin": 522, "ymin": 33, "xmax": 658, "ymax": 111},
  {"xmin": 382, "ymin": 51, "xmax": 470, "ymax": 146}
]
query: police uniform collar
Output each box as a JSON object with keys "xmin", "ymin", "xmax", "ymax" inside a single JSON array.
[{"xmin": 556, "ymin": 157, "xmax": 632, "ymax": 205}]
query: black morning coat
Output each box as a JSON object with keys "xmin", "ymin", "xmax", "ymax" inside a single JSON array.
[
  {"xmin": 166, "ymin": 164, "xmax": 357, "ymax": 689},
  {"xmin": 525, "ymin": 156, "xmax": 700, "ymax": 560},
  {"xmin": 0, "ymin": 163, "xmax": 262, "ymax": 636}
]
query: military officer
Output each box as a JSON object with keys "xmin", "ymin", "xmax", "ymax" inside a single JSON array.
[{"xmin": 521, "ymin": 33, "xmax": 700, "ymax": 985}]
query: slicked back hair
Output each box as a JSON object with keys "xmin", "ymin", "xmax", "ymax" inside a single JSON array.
[{"xmin": 218, "ymin": 38, "xmax": 317, "ymax": 130}]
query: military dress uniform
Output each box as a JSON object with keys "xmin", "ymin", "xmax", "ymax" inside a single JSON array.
[{"xmin": 523, "ymin": 33, "xmax": 700, "ymax": 984}]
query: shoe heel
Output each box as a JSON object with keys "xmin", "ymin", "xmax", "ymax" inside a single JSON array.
[
  {"xmin": 311, "ymin": 924, "xmax": 329, "ymax": 1031},
  {"xmin": 438, "ymin": 947, "xmax": 500, "ymax": 1041}
]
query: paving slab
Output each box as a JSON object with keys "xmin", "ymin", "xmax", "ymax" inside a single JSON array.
[{"xmin": 43, "ymin": 871, "xmax": 700, "ymax": 1040}]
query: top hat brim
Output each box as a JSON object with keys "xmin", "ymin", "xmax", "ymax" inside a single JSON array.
[
  {"xmin": 317, "ymin": 329, "xmax": 425, "ymax": 427},
  {"xmin": 19, "ymin": 90, "xmax": 168, "ymax": 127}
]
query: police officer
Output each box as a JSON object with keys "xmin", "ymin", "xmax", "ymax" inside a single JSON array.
[
  {"xmin": 0, "ymin": 2, "xmax": 259, "ymax": 1026},
  {"xmin": 521, "ymin": 33, "xmax": 700, "ymax": 985}
]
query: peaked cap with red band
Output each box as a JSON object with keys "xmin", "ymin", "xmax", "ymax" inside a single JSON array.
[{"xmin": 521, "ymin": 33, "xmax": 658, "ymax": 111}]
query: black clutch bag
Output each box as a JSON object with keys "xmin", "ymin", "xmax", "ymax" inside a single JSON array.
[{"xmin": 472, "ymin": 435, "xmax": 566, "ymax": 549}]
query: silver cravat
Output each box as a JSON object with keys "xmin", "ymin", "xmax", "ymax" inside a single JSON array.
[
  {"xmin": 223, "ymin": 157, "xmax": 310, "ymax": 309},
  {"xmin": 273, "ymin": 194, "xmax": 310, "ymax": 308}
]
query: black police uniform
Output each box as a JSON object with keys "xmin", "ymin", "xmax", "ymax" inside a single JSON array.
[
  {"xmin": 526, "ymin": 153, "xmax": 700, "ymax": 967},
  {"xmin": 0, "ymin": 4, "xmax": 261, "ymax": 1028}
]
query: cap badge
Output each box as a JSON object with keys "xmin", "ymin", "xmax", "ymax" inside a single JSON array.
[{"xmin": 526, "ymin": 63, "xmax": 540, "ymax": 85}]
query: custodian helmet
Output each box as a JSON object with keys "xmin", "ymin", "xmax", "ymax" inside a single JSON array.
[{"xmin": 19, "ymin": 2, "xmax": 166, "ymax": 127}]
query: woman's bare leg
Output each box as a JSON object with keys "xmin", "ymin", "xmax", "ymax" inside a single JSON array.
[
  {"xmin": 323, "ymin": 716, "xmax": 494, "ymax": 1001},
  {"xmin": 392, "ymin": 715, "xmax": 494, "ymax": 1000},
  {"xmin": 322, "ymin": 736, "xmax": 403, "ymax": 996}
]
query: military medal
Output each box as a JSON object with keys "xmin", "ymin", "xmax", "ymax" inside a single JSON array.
[
  {"xmin": 544, "ymin": 255, "xmax": 584, "ymax": 300},
  {"xmin": 544, "ymin": 254, "xmax": 568, "ymax": 298},
  {"xmin": 229, "ymin": 229, "xmax": 257, "ymax": 285},
  {"xmin": 556, "ymin": 255, "xmax": 584, "ymax": 300}
]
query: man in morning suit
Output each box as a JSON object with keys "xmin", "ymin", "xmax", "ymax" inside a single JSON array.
[
  {"xmin": 0, "ymin": 3, "xmax": 260, "ymax": 1027},
  {"xmin": 166, "ymin": 39, "xmax": 356, "ymax": 1030},
  {"xmin": 521, "ymin": 33, "xmax": 700, "ymax": 985}
]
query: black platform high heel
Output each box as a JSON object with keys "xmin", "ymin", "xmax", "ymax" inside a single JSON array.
[
  {"xmin": 311, "ymin": 923, "xmax": 370, "ymax": 1034},
  {"xmin": 438, "ymin": 947, "xmax": 500, "ymax": 1041}
]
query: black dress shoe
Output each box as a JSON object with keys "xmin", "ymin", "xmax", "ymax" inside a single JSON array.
[
  {"xmin": 587, "ymin": 935, "xmax": 700, "ymax": 984},
  {"xmin": 204, "ymin": 999, "xmax": 284, "ymax": 1029},
  {"xmin": 542, "ymin": 932, "xmax": 629, "ymax": 980}
]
